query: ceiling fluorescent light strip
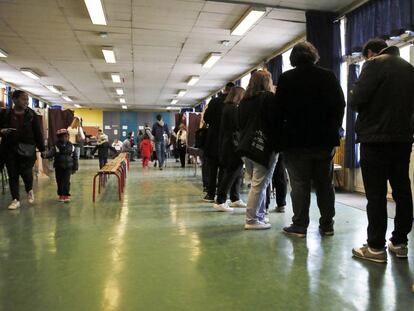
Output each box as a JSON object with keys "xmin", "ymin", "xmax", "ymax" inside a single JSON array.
[
  {"xmin": 116, "ymin": 88, "xmax": 124, "ymax": 95},
  {"xmin": 74, "ymin": 104, "xmax": 82, "ymax": 108},
  {"xmin": 177, "ymin": 90, "xmax": 187, "ymax": 97},
  {"xmin": 84, "ymin": 0, "xmax": 107, "ymax": 25},
  {"xmin": 21, "ymin": 69, "xmax": 40, "ymax": 80},
  {"xmin": 166, "ymin": 106, "xmax": 180, "ymax": 111},
  {"xmin": 187, "ymin": 76, "xmax": 200, "ymax": 86},
  {"xmin": 203, "ymin": 53, "xmax": 222, "ymax": 68},
  {"xmin": 62, "ymin": 95, "xmax": 72, "ymax": 102},
  {"xmin": 102, "ymin": 47, "xmax": 116, "ymax": 63},
  {"xmin": 231, "ymin": 7, "xmax": 266, "ymax": 36},
  {"xmin": 45, "ymin": 85, "xmax": 62, "ymax": 95},
  {"xmin": 0, "ymin": 48, "xmax": 8, "ymax": 58},
  {"xmin": 171, "ymin": 99, "xmax": 179, "ymax": 105},
  {"xmin": 111, "ymin": 73, "xmax": 121, "ymax": 83},
  {"xmin": 122, "ymin": 105, "xmax": 128, "ymax": 109},
  {"xmin": 119, "ymin": 98, "xmax": 126, "ymax": 103}
]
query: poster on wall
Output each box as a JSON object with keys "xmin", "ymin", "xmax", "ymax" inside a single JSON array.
[
  {"xmin": 122, "ymin": 125, "xmax": 128, "ymax": 130},
  {"xmin": 105, "ymin": 125, "xmax": 111, "ymax": 130},
  {"xmin": 114, "ymin": 130, "xmax": 118, "ymax": 135},
  {"xmin": 122, "ymin": 131, "xmax": 126, "ymax": 137}
]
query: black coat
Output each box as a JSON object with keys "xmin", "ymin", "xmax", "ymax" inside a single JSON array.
[
  {"xmin": 46, "ymin": 140, "xmax": 78, "ymax": 171},
  {"xmin": 238, "ymin": 91, "xmax": 281, "ymax": 162},
  {"xmin": 92, "ymin": 142, "xmax": 117, "ymax": 158},
  {"xmin": 349, "ymin": 46, "xmax": 414, "ymax": 143},
  {"xmin": 219, "ymin": 104, "xmax": 242, "ymax": 168},
  {"xmin": 275, "ymin": 64, "xmax": 345, "ymax": 149},
  {"xmin": 203, "ymin": 93, "xmax": 227, "ymax": 159},
  {"xmin": 0, "ymin": 107, "xmax": 45, "ymax": 153}
]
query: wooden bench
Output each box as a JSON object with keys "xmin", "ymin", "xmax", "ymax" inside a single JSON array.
[{"xmin": 92, "ymin": 153, "xmax": 129, "ymax": 202}]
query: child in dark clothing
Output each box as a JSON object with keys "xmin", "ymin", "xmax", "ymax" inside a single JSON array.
[
  {"xmin": 42, "ymin": 129, "xmax": 78, "ymax": 203},
  {"xmin": 140, "ymin": 134, "xmax": 153, "ymax": 168},
  {"xmin": 92, "ymin": 134, "xmax": 118, "ymax": 168}
]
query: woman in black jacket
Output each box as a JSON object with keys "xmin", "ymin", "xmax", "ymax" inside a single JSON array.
[
  {"xmin": 214, "ymin": 86, "xmax": 246, "ymax": 212},
  {"xmin": 0, "ymin": 90, "xmax": 45, "ymax": 210},
  {"xmin": 238, "ymin": 70, "xmax": 280, "ymax": 230}
]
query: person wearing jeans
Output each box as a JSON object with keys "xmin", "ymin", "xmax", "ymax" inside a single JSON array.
[
  {"xmin": 245, "ymin": 153, "xmax": 278, "ymax": 225},
  {"xmin": 284, "ymin": 148, "xmax": 336, "ymax": 234},
  {"xmin": 350, "ymin": 39, "xmax": 414, "ymax": 263},
  {"xmin": 275, "ymin": 42, "xmax": 345, "ymax": 237},
  {"xmin": 152, "ymin": 114, "xmax": 170, "ymax": 170}
]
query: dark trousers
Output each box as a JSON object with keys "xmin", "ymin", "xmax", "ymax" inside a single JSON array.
[
  {"xmin": 216, "ymin": 164, "xmax": 243, "ymax": 204},
  {"xmin": 201, "ymin": 154, "xmax": 209, "ymax": 189},
  {"xmin": 6, "ymin": 154, "xmax": 36, "ymax": 201},
  {"xmin": 207, "ymin": 157, "xmax": 223, "ymax": 198},
  {"xmin": 360, "ymin": 143, "xmax": 413, "ymax": 249},
  {"xmin": 284, "ymin": 148, "xmax": 336, "ymax": 230},
  {"xmin": 99, "ymin": 155, "xmax": 108, "ymax": 169},
  {"xmin": 273, "ymin": 154, "xmax": 288, "ymax": 207},
  {"xmin": 55, "ymin": 167, "xmax": 71, "ymax": 196},
  {"xmin": 179, "ymin": 148, "xmax": 186, "ymax": 168}
]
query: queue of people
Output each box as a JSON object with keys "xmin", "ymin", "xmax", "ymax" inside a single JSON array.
[{"xmin": 200, "ymin": 39, "xmax": 414, "ymax": 263}]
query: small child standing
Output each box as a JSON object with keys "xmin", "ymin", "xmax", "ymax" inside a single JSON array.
[
  {"xmin": 42, "ymin": 129, "xmax": 78, "ymax": 203},
  {"xmin": 139, "ymin": 134, "xmax": 153, "ymax": 168},
  {"xmin": 92, "ymin": 134, "xmax": 118, "ymax": 168}
]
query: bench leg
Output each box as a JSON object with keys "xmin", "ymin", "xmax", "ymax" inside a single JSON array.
[
  {"xmin": 93, "ymin": 174, "xmax": 99, "ymax": 202},
  {"xmin": 115, "ymin": 173, "xmax": 122, "ymax": 201}
]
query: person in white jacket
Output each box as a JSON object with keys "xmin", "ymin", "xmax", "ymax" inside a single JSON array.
[{"xmin": 67, "ymin": 116, "xmax": 85, "ymax": 160}]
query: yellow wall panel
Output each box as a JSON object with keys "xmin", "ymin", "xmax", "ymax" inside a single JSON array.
[{"xmin": 73, "ymin": 109, "xmax": 103, "ymax": 128}]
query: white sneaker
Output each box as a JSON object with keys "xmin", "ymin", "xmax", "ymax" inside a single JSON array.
[
  {"xmin": 213, "ymin": 203, "xmax": 234, "ymax": 212},
  {"xmin": 27, "ymin": 190, "xmax": 35, "ymax": 204},
  {"xmin": 230, "ymin": 200, "xmax": 247, "ymax": 208},
  {"xmin": 244, "ymin": 222, "xmax": 272, "ymax": 230},
  {"xmin": 8, "ymin": 199, "xmax": 21, "ymax": 210}
]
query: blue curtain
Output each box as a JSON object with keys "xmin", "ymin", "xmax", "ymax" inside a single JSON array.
[
  {"xmin": 344, "ymin": 64, "xmax": 360, "ymax": 168},
  {"xmin": 306, "ymin": 11, "xmax": 342, "ymax": 79},
  {"xmin": 266, "ymin": 55, "xmax": 283, "ymax": 85},
  {"xmin": 180, "ymin": 108, "xmax": 194, "ymax": 113},
  {"xmin": 346, "ymin": 0, "xmax": 414, "ymax": 54},
  {"xmin": 195, "ymin": 101, "xmax": 206, "ymax": 112}
]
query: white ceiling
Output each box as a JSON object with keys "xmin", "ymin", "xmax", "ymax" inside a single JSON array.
[{"xmin": 0, "ymin": 0, "xmax": 356, "ymax": 109}]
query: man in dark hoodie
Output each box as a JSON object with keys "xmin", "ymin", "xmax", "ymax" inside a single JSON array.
[
  {"xmin": 152, "ymin": 115, "xmax": 170, "ymax": 170},
  {"xmin": 351, "ymin": 39, "xmax": 414, "ymax": 263},
  {"xmin": 202, "ymin": 82, "xmax": 234, "ymax": 202}
]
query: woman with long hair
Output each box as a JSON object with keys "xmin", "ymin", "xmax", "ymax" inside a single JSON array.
[
  {"xmin": 238, "ymin": 70, "xmax": 280, "ymax": 229},
  {"xmin": 213, "ymin": 86, "xmax": 246, "ymax": 212},
  {"xmin": 67, "ymin": 116, "xmax": 85, "ymax": 160}
]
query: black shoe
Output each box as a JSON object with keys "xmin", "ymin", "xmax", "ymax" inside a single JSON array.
[
  {"xmin": 203, "ymin": 195, "xmax": 215, "ymax": 203},
  {"xmin": 319, "ymin": 226, "xmax": 334, "ymax": 236},
  {"xmin": 283, "ymin": 225, "xmax": 307, "ymax": 238},
  {"xmin": 154, "ymin": 162, "xmax": 157, "ymax": 167}
]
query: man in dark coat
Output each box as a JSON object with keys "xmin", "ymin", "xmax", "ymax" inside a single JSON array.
[
  {"xmin": 276, "ymin": 41, "xmax": 345, "ymax": 238},
  {"xmin": 351, "ymin": 39, "xmax": 414, "ymax": 263},
  {"xmin": 202, "ymin": 82, "xmax": 234, "ymax": 202}
]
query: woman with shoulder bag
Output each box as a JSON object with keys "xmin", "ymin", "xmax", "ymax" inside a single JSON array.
[
  {"xmin": 176, "ymin": 123, "xmax": 187, "ymax": 168},
  {"xmin": 214, "ymin": 86, "xmax": 246, "ymax": 212},
  {"xmin": 0, "ymin": 90, "xmax": 45, "ymax": 210},
  {"xmin": 238, "ymin": 70, "xmax": 281, "ymax": 230},
  {"xmin": 67, "ymin": 116, "xmax": 85, "ymax": 160}
]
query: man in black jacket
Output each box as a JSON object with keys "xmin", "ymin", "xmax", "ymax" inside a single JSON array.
[
  {"xmin": 276, "ymin": 42, "xmax": 345, "ymax": 238},
  {"xmin": 203, "ymin": 82, "xmax": 234, "ymax": 202},
  {"xmin": 351, "ymin": 39, "xmax": 414, "ymax": 263}
]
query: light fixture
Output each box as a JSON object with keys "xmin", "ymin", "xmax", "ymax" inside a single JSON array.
[
  {"xmin": 45, "ymin": 85, "xmax": 62, "ymax": 95},
  {"xmin": 119, "ymin": 98, "xmax": 126, "ymax": 103},
  {"xmin": 0, "ymin": 81, "xmax": 6, "ymax": 88},
  {"xmin": 187, "ymin": 76, "xmax": 200, "ymax": 86},
  {"xmin": 122, "ymin": 105, "xmax": 128, "ymax": 109},
  {"xmin": 62, "ymin": 95, "xmax": 72, "ymax": 102},
  {"xmin": 74, "ymin": 104, "xmax": 82, "ymax": 108},
  {"xmin": 21, "ymin": 69, "xmax": 40, "ymax": 80},
  {"xmin": 111, "ymin": 73, "xmax": 121, "ymax": 83},
  {"xmin": 84, "ymin": 0, "xmax": 107, "ymax": 25},
  {"xmin": 231, "ymin": 7, "xmax": 266, "ymax": 36},
  {"xmin": 171, "ymin": 99, "xmax": 179, "ymax": 105},
  {"xmin": 202, "ymin": 53, "xmax": 222, "ymax": 68},
  {"xmin": 166, "ymin": 106, "xmax": 180, "ymax": 111},
  {"xmin": 116, "ymin": 88, "xmax": 124, "ymax": 95},
  {"xmin": 177, "ymin": 90, "xmax": 187, "ymax": 97},
  {"xmin": 0, "ymin": 48, "xmax": 8, "ymax": 58},
  {"xmin": 102, "ymin": 47, "xmax": 116, "ymax": 63}
]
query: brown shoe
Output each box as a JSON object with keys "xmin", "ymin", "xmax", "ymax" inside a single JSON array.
[{"xmin": 352, "ymin": 244, "xmax": 387, "ymax": 263}]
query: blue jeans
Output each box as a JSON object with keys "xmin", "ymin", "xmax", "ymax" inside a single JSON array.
[
  {"xmin": 245, "ymin": 153, "xmax": 278, "ymax": 224},
  {"xmin": 155, "ymin": 141, "xmax": 166, "ymax": 168}
]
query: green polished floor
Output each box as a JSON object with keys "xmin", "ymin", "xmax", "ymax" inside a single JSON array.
[{"xmin": 0, "ymin": 160, "xmax": 413, "ymax": 311}]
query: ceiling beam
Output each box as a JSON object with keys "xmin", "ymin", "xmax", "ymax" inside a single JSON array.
[{"xmin": 210, "ymin": 0, "xmax": 307, "ymax": 12}]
